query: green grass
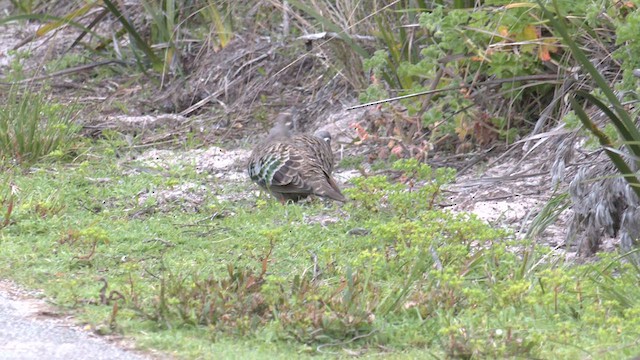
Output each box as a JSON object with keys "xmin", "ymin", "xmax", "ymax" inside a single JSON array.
[
  {"xmin": 0, "ymin": 89, "xmax": 79, "ymax": 165},
  {"xmin": 1, "ymin": 142, "xmax": 640, "ymax": 359}
]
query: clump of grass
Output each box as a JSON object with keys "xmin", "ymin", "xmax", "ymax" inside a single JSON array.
[{"xmin": 0, "ymin": 88, "xmax": 79, "ymax": 165}]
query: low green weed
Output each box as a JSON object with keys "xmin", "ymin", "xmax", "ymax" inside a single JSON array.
[
  {"xmin": 1, "ymin": 148, "xmax": 639, "ymax": 358},
  {"xmin": 4, "ymin": 50, "xmax": 31, "ymax": 82}
]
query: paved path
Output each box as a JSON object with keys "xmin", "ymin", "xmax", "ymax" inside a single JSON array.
[{"xmin": 0, "ymin": 281, "xmax": 149, "ymax": 360}]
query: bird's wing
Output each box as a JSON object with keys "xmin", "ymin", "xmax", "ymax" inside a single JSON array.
[
  {"xmin": 292, "ymin": 135, "xmax": 346, "ymax": 202},
  {"xmin": 248, "ymin": 143, "xmax": 313, "ymax": 195}
]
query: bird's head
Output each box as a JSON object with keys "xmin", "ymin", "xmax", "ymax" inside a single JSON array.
[{"xmin": 315, "ymin": 130, "xmax": 332, "ymax": 144}]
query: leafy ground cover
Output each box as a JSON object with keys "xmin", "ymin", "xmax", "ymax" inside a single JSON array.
[{"xmin": 2, "ymin": 139, "xmax": 639, "ymax": 358}]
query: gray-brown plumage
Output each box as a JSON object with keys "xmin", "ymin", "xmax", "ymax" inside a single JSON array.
[{"xmin": 247, "ymin": 115, "xmax": 346, "ymax": 203}]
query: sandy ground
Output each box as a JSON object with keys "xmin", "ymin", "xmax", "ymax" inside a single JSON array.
[{"xmin": 0, "ymin": 280, "xmax": 167, "ymax": 360}]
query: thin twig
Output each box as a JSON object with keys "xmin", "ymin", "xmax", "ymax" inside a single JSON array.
[
  {"xmin": 316, "ymin": 329, "xmax": 379, "ymax": 354},
  {"xmin": 296, "ymin": 32, "xmax": 376, "ymax": 42},
  {"xmin": 429, "ymin": 246, "xmax": 443, "ymax": 271},
  {"xmin": 346, "ymin": 74, "xmax": 562, "ymax": 110},
  {"xmin": 0, "ymin": 60, "xmax": 127, "ymax": 86},
  {"xmin": 457, "ymin": 146, "xmax": 497, "ymax": 175},
  {"xmin": 282, "ymin": 0, "xmax": 290, "ymax": 37}
]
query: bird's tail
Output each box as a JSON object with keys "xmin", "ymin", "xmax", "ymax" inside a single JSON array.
[{"xmin": 318, "ymin": 176, "xmax": 347, "ymax": 202}]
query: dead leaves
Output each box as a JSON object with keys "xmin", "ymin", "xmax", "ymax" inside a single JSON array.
[
  {"xmin": 351, "ymin": 105, "xmax": 501, "ymax": 162},
  {"xmin": 350, "ymin": 107, "xmax": 432, "ymax": 162},
  {"xmin": 492, "ymin": 24, "xmax": 559, "ymax": 62}
]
